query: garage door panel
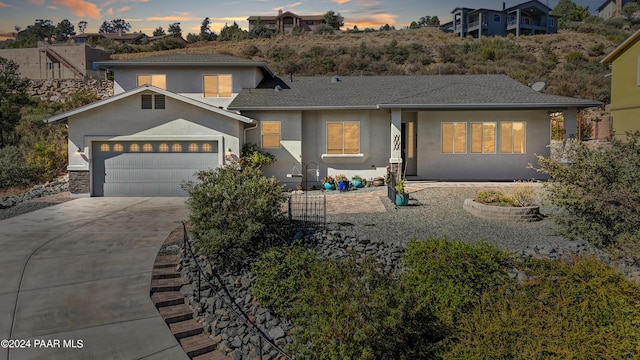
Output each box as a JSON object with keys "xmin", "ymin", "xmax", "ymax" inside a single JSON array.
[{"xmin": 94, "ymin": 141, "xmax": 219, "ymax": 197}]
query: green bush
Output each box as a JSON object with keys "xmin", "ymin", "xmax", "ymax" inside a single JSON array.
[
  {"xmin": 251, "ymin": 244, "xmax": 320, "ymax": 317},
  {"xmin": 183, "ymin": 164, "xmax": 286, "ymax": 265},
  {"xmin": 401, "ymin": 238, "xmax": 511, "ymax": 329},
  {"xmin": 474, "ymin": 189, "xmax": 517, "ymax": 206},
  {"xmin": 535, "ymin": 132, "xmax": 640, "ymax": 255},
  {"xmin": 240, "ymin": 143, "xmax": 276, "ymax": 168},
  {"xmin": 443, "ymin": 256, "xmax": 640, "ymax": 359},
  {"xmin": 0, "ymin": 146, "xmax": 43, "ymax": 188}
]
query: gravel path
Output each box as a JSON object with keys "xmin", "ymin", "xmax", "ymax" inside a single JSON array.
[{"xmin": 324, "ymin": 185, "xmax": 572, "ymax": 253}]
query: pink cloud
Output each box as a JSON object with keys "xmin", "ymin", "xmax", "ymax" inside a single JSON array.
[
  {"xmin": 52, "ymin": 0, "xmax": 101, "ymax": 19},
  {"xmin": 332, "ymin": 0, "xmax": 350, "ymax": 3},
  {"xmin": 47, "ymin": 5, "xmax": 58, "ymax": 9},
  {"xmin": 117, "ymin": 5, "xmax": 130, "ymax": 13},
  {"xmin": 0, "ymin": 1, "xmax": 16, "ymax": 8},
  {"xmin": 108, "ymin": 7, "xmax": 114, "ymax": 15},
  {"xmin": 28, "ymin": 0, "xmax": 45, "ymax": 4}
]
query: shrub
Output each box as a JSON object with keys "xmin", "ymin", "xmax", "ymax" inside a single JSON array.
[
  {"xmin": 183, "ymin": 164, "xmax": 286, "ymax": 265},
  {"xmin": 474, "ymin": 189, "xmax": 517, "ymax": 206},
  {"xmin": 535, "ymin": 132, "xmax": 640, "ymax": 254},
  {"xmin": 401, "ymin": 238, "xmax": 511, "ymax": 328},
  {"xmin": 252, "ymin": 244, "xmax": 320, "ymax": 317},
  {"xmin": 510, "ymin": 181, "xmax": 537, "ymax": 207},
  {"xmin": 443, "ymin": 256, "xmax": 640, "ymax": 359},
  {"xmin": 240, "ymin": 143, "xmax": 275, "ymax": 168},
  {"xmin": 0, "ymin": 146, "xmax": 43, "ymax": 188}
]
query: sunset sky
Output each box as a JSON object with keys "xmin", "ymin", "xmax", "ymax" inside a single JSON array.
[{"xmin": 0, "ymin": 0, "xmax": 603, "ymax": 40}]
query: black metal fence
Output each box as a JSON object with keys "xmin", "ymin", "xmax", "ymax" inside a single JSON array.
[
  {"xmin": 180, "ymin": 222, "xmax": 292, "ymax": 360},
  {"xmin": 288, "ymin": 194, "xmax": 326, "ymax": 229}
]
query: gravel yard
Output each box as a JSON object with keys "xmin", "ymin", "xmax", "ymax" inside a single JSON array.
[{"xmin": 323, "ymin": 184, "xmax": 578, "ymax": 253}]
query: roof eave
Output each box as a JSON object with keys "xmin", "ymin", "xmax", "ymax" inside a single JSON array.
[
  {"xmin": 377, "ymin": 102, "xmax": 603, "ymax": 109},
  {"xmin": 228, "ymin": 105, "xmax": 379, "ymax": 111}
]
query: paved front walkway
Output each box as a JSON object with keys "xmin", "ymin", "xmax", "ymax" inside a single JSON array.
[{"xmin": 0, "ymin": 197, "xmax": 190, "ymax": 360}]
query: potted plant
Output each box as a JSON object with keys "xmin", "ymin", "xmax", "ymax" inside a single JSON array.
[
  {"xmin": 322, "ymin": 176, "xmax": 335, "ymax": 190},
  {"xmin": 351, "ymin": 175, "xmax": 364, "ymax": 188},
  {"xmin": 372, "ymin": 176, "xmax": 385, "ymax": 186},
  {"xmin": 335, "ymin": 174, "xmax": 350, "ymax": 192},
  {"xmin": 395, "ymin": 179, "xmax": 409, "ymax": 206}
]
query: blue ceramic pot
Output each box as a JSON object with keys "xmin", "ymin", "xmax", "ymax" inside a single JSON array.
[
  {"xmin": 324, "ymin": 182, "xmax": 335, "ymax": 190},
  {"xmin": 395, "ymin": 193, "xmax": 409, "ymax": 206},
  {"xmin": 337, "ymin": 180, "xmax": 350, "ymax": 192},
  {"xmin": 352, "ymin": 180, "xmax": 363, "ymax": 188}
]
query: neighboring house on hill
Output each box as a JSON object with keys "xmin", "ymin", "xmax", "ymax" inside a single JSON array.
[
  {"xmin": 0, "ymin": 42, "xmax": 110, "ymax": 79},
  {"xmin": 248, "ymin": 10, "xmax": 327, "ymax": 33},
  {"xmin": 451, "ymin": 0, "xmax": 558, "ymax": 38},
  {"xmin": 598, "ymin": 0, "xmax": 637, "ymax": 20},
  {"xmin": 601, "ymin": 28, "xmax": 640, "ymax": 140},
  {"xmin": 43, "ymin": 53, "xmax": 601, "ymax": 197},
  {"xmin": 72, "ymin": 32, "xmax": 147, "ymax": 45}
]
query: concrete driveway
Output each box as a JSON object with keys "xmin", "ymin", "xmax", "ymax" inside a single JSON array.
[{"xmin": 0, "ymin": 197, "xmax": 190, "ymax": 360}]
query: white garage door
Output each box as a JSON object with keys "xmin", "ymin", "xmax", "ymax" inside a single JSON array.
[{"xmin": 92, "ymin": 141, "xmax": 219, "ymax": 197}]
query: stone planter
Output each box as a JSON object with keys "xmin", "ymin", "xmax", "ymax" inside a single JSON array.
[{"xmin": 463, "ymin": 199, "xmax": 542, "ymax": 222}]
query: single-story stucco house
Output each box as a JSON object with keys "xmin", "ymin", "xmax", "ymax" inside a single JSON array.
[{"xmin": 44, "ymin": 53, "xmax": 601, "ymax": 197}]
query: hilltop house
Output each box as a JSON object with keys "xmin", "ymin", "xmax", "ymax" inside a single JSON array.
[
  {"xmin": 43, "ymin": 53, "xmax": 600, "ymax": 197},
  {"xmin": 448, "ymin": 0, "xmax": 558, "ymax": 38},
  {"xmin": 597, "ymin": 0, "xmax": 638, "ymax": 20},
  {"xmin": 247, "ymin": 10, "xmax": 328, "ymax": 33},
  {"xmin": 601, "ymin": 28, "xmax": 640, "ymax": 140}
]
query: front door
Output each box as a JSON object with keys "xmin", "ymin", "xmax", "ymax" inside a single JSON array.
[{"xmin": 401, "ymin": 120, "xmax": 417, "ymax": 176}]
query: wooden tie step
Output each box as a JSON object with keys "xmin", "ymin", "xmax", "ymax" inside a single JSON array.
[
  {"xmin": 169, "ymin": 319, "xmax": 203, "ymax": 339},
  {"xmin": 180, "ymin": 333, "xmax": 218, "ymax": 358},
  {"xmin": 152, "ymin": 291, "xmax": 185, "ymax": 308},
  {"xmin": 152, "ymin": 266, "xmax": 181, "ymax": 280},
  {"xmin": 192, "ymin": 349, "xmax": 230, "ymax": 360},
  {"xmin": 151, "ymin": 277, "xmax": 184, "ymax": 293},
  {"xmin": 154, "ymin": 255, "xmax": 179, "ymax": 269},
  {"xmin": 159, "ymin": 304, "xmax": 194, "ymax": 324}
]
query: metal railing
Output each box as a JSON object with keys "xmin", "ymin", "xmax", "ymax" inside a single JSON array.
[
  {"xmin": 288, "ymin": 194, "xmax": 326, "ymax": 229},
  {"xmin": 180, "ymin": 222, "xmax": 293, "ymax": 360}
]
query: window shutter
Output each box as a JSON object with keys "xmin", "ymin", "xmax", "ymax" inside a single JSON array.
[
  {"xmin": 141, "ymin": 94, "xmax": 153, "ymax": 109},
  {"xmin": 154, "ymin": 95, "xmax": 165, "ymax": 109}
]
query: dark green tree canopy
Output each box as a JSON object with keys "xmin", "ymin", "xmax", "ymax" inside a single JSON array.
[
  {"xmin": 99, "ymin": 19, "xmax": 131, "ymax": 33},
  {"xmin": 552, "ymin": 0, "xmax": 589, "ymax": 28},
  {"xmin": 53, "ymin": 19, "xmax": 75, "ymax": 42},
  {"xmin": 0, "ymin": 58, "xmax": 31, "ymax": 148},
  {"xmin": 219, "ymin": 22, "xmax": 246, "ymax": 41},
  {"xmin": 78, "ymin": 21, "xmax": 87, "ymax": 34},
  {"xmin": 153, "ymin": 26, "xmax": 165, "ymax": 36},
  {"xmin": 168, "ymin": 22, "xmax": 182, "ymax": 35},
  {"xmin": 324, "ymin": 10, "xmax": 344, "ymax": 29}
]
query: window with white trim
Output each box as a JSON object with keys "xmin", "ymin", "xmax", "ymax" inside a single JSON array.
[
  {"xmin": 327, "ymin": 122, "xmax": 360, "ymax": 154},
  {"xmin": 471, "ymin": 122, "xmax": 496, "ymax": 154},
  {"xmin": 137, "ymin": 74, "xmax": 166, "ymax": 89},
  {"xmin": 203, "ymin": 75, "xmax": 232, "ymax": 97},
  {"xmin": 261, "ymin": 121, "xmax": 281, "ymax": 148},
  {"xmin": 442, "ymin": 122, "xmax": 467, "ymax": 154},
  {"xmin": 500, "ymin": 122, "xmax": 526, "ymax": 154}
]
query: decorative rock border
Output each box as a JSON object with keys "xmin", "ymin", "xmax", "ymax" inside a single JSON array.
[{"xmin": 463, "ymin": 199, "xmax": 542, "ymax": 222}]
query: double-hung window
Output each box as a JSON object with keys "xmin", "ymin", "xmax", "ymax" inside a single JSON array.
[
  {"xmin": 471, "ymin": 122, "xmax": 496, "ymax": 154},
  {"xmin": 442, "ymin": 122, "xmax": 467, "ymax": 154},
  {"xmin": 327, "ymin": 122, "xmax": 360, "ymax": 154},
  {"xmin": 204, "ymin": 75, "xmax": 232, "ymax": 97},
  {"xmin": 500, "ymin": 122, "xmax": 526, "ymax": 153},
  {"xmin": 137, "ymin": 74, "xmax": 166, "ymax": 89}
]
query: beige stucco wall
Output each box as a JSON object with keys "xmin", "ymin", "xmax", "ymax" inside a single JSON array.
[
  {"xmin": 243, "ymin": 110, "xmax": 304, "ymax": 189},
  {"xmin": 301, "ymin": 109, "xmax": 390, "ymax": 186},
  {"xmin": 416, "ymin": 109, "xmax": 550, "ymax": 180},
  {"xmin": 610, "ymin": 39, "xmax": 640, "ymax": 140},
  {"xmin": 113, "ymin": 66, "xmax": 265, "ymax": 109},
  {"xmin": 67, "ymin": 93, "xmax": 244, "ymax": 173}
]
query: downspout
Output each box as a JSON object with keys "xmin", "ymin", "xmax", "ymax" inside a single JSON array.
[{"xmin": 243, "ymin": 120, "xmax": 259, "ymax": 147}]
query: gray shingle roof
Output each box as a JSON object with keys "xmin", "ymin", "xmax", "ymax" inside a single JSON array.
[
  {"xmin": 95, "ymin": 53, "xmax": 267, "ymax": 68},
  {"xmin": 227, "ymin": 74, "xmax": 601, "ymax": 110}
]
